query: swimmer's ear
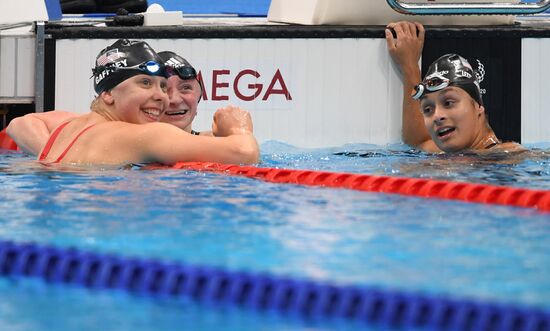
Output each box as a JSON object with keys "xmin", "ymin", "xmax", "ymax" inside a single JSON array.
[
  {"xmin": 101, "ymin": 90, "xmax": 115, "ymax": 105},
  {"xmin": 477, "ymin": 104, "xmax": 485, "ymax": 117}
]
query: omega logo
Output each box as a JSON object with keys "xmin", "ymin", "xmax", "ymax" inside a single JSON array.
[{"xmin": 196, "ymin": 69, "xmax": 292, "ymax": 102}]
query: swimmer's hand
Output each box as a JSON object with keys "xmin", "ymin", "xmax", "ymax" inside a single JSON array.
[
  {"xmin": 385, "ymin": 21, "xmax": 424, "ymax": 73},
  {"xmin": 212, "ymin": 105, "xmax": 254, "ymax": 137}
]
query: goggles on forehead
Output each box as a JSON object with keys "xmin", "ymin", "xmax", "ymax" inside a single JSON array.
[
  {"xmin": 166, "ymin": 64, "xmax": 197, "ymax": 80},
  {"xmin": 118, "ymin": 60, "xmax": 164, "ymax": 75},
  {"xmin": 411, "ymin": 76, "xmax": 451, "ymax": 100},
  {"xmin": 93, "ymin": 60, "xmax": 164, "ymax": 77}
]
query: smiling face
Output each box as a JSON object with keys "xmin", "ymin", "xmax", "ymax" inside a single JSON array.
[
  {"xmin": 159, "ymin": 75, "xmax": 202, "ymax": 132},
  {"xmin": 420, "ymin": 86, "xmax": 487, "ymax": 153},
  {"xmin": 106, "ymin": 74, "xmax": 169, "ymax": 124}
]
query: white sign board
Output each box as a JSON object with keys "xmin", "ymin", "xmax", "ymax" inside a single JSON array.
[{"xmin": 55, "ymin": 38, "xmax": 404, "ymax": 148}]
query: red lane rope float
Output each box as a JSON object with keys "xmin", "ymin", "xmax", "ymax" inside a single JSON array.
[
  {"xmin": 0, "ymin": 129, "xmax": 18, "ymax": 151},
  {"xmin": 1, "ymin": 130, "xmax": 547, "ymax": 213},
  {"xmin": 145, "ymin": 162, "xmax": 550, "ymax": 213}
]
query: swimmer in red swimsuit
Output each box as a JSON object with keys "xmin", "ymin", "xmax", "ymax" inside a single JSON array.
[
  {"xmin": 8, "ymin": 51, "xmax": 210, "ymax": 156},
  {"xmin": 34, "ymin": 39, "xmax": 258, "ymax": 166}
]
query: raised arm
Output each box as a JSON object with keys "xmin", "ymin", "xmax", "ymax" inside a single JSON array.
[
  {"xmin": 385, "ymin": 21, "xmax": 439, "ymax": 153},
  {"xmin": 6, "ymin": 110, "xmax": 78, "ymax": 155}
]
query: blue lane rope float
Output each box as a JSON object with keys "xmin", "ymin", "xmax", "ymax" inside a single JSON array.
[{"xmin": 1, "ymin": 241, "xmax": 549, "ymax": 330}]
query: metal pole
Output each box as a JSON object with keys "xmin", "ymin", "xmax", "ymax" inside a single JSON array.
[
  {"xmin": 0, "ymin": 108, "xmax": 7, "ymax": 129},
  {"xmin": 385, "ymin": 0, "xmax": 550, "ymax": 15},
  {"xmin": 34, "ymin": 21, "xmax": 45, "ymax": 113}
]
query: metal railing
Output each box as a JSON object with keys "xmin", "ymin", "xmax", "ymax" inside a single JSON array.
[
  {"xmin": 34, "ymin": 21, "xmax": 45, "ymax": 113},
  {"xmin": 386, "ymin": 0, "xmax": 550, "ymax": 15}
]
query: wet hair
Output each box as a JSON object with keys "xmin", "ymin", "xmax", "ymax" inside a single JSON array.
[
  {"xmin": 92, "ymin": 39, "xmax": 166, "ymax": 94},
  {"xmin": 413, "ymin": 53, "xmax": 484, "ymax": 106}
]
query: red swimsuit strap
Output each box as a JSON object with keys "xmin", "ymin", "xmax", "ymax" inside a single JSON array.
[
  {"xmin": 39, "ymin": 121, "xmax": 70, "ymax": 161},
  {"xmin": 39, "ymin": 122, "xmax": 97, "ymax": 163}
]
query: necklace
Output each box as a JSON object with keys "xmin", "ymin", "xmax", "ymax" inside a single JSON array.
[{"xmin": 483, "ymin": 136, "xmax": 501, "ymax": 149}]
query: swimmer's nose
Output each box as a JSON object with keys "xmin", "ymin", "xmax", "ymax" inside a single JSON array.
[
  {"xmin": 433, "ymin": 106, "xmax": 446, "ymax": 124},
  {"xmin": 167, "ymin": 86, "xmax": 183, "ymax": 107}
]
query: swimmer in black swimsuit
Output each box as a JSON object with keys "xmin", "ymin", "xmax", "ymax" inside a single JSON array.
[{"xmin": 386, "ymin": 21, "xmax": 522, "ymax": 154}]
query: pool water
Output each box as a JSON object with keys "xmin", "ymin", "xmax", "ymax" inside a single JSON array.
[
  {"xmin": 264, "ymin": 141, "xmax": 550, "ymax": 189},
  {"xmin": 0, "ymin": 142, "xmax": 549, "ymax": 330}
]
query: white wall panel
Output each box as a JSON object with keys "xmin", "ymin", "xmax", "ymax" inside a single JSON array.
[
  {"xmin": 0, "ymin": 26, "xmax": 34, "ymax": 101},
  {"xmin": 55, "ymin": 39, "xmax": 109, "ymax": 112},
  {"xmin": 522, "ymin": 39, "xmax": 550, "ymax": 144},
  {"xmin": 55, "ymin": 38, "xmax": 403, "ymax": 148},
  {"xmin": 16, "ymin": 37, "xmax": 35, "ymax": 97},
  {"xmin": 0, "ymin": 38, "xmax": 16, "ymax": 97}
]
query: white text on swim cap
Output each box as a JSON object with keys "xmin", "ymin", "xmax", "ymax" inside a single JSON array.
[
  {"xmin": 455, "ymin": 70, "xmax": 472, "ymax": 79},
  {"xmin": 94, "ymin": 59, "xmax": 128, "ymax": 84}
]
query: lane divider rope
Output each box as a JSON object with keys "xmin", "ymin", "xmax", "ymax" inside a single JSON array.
[
  {"xmin": 0, "ymin": 129, "xmax": 18, "ymax": 151},
  {"xmin": 1, "ymin": 240, "xmax": 548, "ymax": 330},
  {"xmin": 2, "ymin": 131, "xmax": 548, "ymax": 212},
  {"xmin": 145, "ymin": 162, "xmax": 550, "ymax": 212}
]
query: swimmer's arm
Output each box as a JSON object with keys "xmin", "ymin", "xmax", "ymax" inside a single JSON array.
[
  {"xmin": 398, "ymin": 62, "xmax": 431, "ymax": 146},
  {"xmin": 6, "ymin": 110, "xmax": 78, "ymax": 155},
  {"xmin": 188, "ymin": 127, "xmax": 213, "ymax": 136},
  {"xmin": 399, "ymin": 66, "xmax": 440, "ymax": 153},
  {"xmin": 386, "ymin": 21, "xmax": 440, "ymax": 153},
  {"xmin": 199, "ymin": 131, "xmax": 213, "ymax": 137},
  {"xmin": 136, "ymin": 123, "xmax": 259, "ymax": 165}
]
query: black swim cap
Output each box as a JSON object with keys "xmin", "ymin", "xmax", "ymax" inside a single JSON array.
[
  {"xmin": 158, "ymin": 51, "xmax": 203, "ymax": 102},
  {"xmin": 158, "ymin": 51, "xmax": 198, "ymax": 81},
  {"xmin": 412, "ymin": 53, "xmax": 483, "ymax": 106},
  {"xmin": 92, "ymin": 39, "xmax": 166, "ymax": 94}
]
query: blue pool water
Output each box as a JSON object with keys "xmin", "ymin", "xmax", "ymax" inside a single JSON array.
[{"xmin": 0, "ymin": 142, "xmax": 549, "ymax": 330}]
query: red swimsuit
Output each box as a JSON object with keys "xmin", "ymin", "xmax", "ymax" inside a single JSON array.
[{"xmin": 39, "ymin": 122, "xmax": 96, "ymax": 163}]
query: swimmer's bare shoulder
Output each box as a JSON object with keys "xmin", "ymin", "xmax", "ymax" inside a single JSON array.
[
  {"xmin": 491, "ymin": 142, "xmax": 525, "ymax": 153},
  {"xmin": 472, "ymin": 142, "xmax": 528, "ymax": 164}
]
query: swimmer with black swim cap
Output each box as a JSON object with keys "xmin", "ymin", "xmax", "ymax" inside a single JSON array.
[
  {"xmin": 34, "ymin": 38, "xmax": 258, "ymax": 166},
  {"xmin": 7, "ymin": 46, "xmax": 214, "ymax": 155},
  {"xmin": 93, "ymin": 39, "xmax": 168, "ymax": 95},
  {"xmin": 157, "ymin": 51, "xmax": 207, "ymax": 136},
  {"xmin": 413, "ymin": 53, "xmax": 520, "ymax": 153},
  {"xmin": 385, "ymin": 21, "xmax": 522, "ymax": 154}
]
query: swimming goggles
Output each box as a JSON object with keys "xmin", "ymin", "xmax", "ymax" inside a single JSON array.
[
  {"xmin": 93, "ymin": 60, "xmax": 165, "ymax": 77},
  {"xmin": 117, "ymin": 60, "xmax": 164, "ymax": 75},
  {"xmin": 165, "ymin": 64, "xmax": 203, "ymax": 101},
  {"xmin": 411, "ymin": 77, "xmax": 450, "ymax": 100},
  {"xmin": 165, "ymin": 64, "xmax": 198, "ymax": 80}
]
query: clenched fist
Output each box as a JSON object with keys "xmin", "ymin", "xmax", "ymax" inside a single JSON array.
[{"xmin": 212, "ymin": 105, "xmax": 254, "ymax": 137}]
